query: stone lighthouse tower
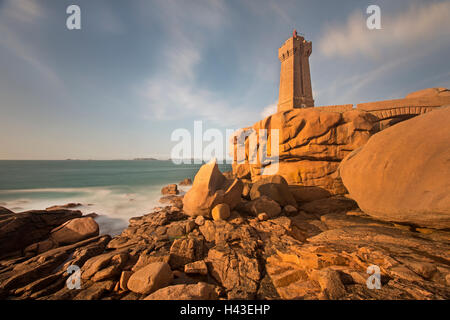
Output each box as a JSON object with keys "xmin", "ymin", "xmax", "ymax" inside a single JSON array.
[{"xmin": 277, "ymin": 30, "xmax": 314, "ymax": 112}]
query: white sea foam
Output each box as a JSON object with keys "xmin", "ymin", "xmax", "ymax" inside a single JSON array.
[{"xmin": 1, "ymin": 184, "xmax": 191, "ymax": 236}]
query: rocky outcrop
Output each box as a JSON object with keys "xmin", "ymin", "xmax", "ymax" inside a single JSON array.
[
  {"xmin": 144, "ymin": 282, "xmax": 218, "ymax": 300},
  {"xmin": 127, "ymin": 262, "xmax": 173, "ymax": 295},
  {"xmin": 207, "ymin": 245, "xmax": 261, "ymax": 299},
  {"xmin": 50, "ymin": 217, "xmax": 99, "ymax": 245},
  {"xmin": 46, "ymin": 203, "xmax": 82, "ymax": 211},
  {"xmin": 0, "ymin": 161, "xmax": 449, "ymax": 301},
  {"xmin": 182, "ymin": 158, "xmax": 243, "ymax": 217},
  {"xmin": 0, "ymin": 209, "xmax": 82, "ymax": 259},
  {"xmin": 245, "ymin": 196, "xmax": 282, "ymax": 218},
  {"xmin": 1, "ymin": 194, "xmax": 449, "ymax": 300},
  {"xmin": 249, "ymin": 175, "xmax": 296, "ymax": 207},
  {"xmin": 0, "ymin": 207, "xmax": 14, "ymax": 215},
  {"xmin": 232, "ymin": 108, "xmax": 379, "ymax": 194},
  {"xmin": 80, "ymin": 249, "xmax": 129, "ymax": 283},
  {"xmin": 161, "ymin": 184, "xmax": 179, "ymax": 195},
  {"xmin": 340, "ymin": 107, "xmax": 450, "ymax": 229},
  {"xmin": 159, "ymin": 195, "xmax": 183, "ymax": 209},
  {"xmin": 179, "ymin": 178, "xmax": 192, "ymax": 186},
  {"xmin": 169, "ymin": 237, "xmax": 205, "ymax": 269},
  {"xmin": 265, "ymin": 215, "xmax": 450, "ymax": 300},
  {"xmin": 0, "ymin": 235, "xmax": 110, "ymax": 299}
]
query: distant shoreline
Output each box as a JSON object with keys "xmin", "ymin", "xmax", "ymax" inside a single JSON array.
[{"xmin": 132, "ymin": 158, "xmax": 159, "ymax": 161}]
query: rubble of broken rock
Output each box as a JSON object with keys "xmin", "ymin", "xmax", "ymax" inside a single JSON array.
[{"xmin": 0, "ymin": 176, "xmax": 449, "ymax": 300}]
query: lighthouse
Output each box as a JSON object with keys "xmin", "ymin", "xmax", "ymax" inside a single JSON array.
[{"xmin": 277, "ymin": 30, "xmax": 314, "ymax": 112}]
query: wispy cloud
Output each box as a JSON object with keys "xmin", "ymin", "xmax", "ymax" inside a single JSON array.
[
  {"xmin": 268, "ymin": 0, "xmax": 294, "ymax": 26},
  {"xmin": 1, "ymin": 0, "xmax": 42, "ymax": 24},
  {"xmin": 0, "ymin": 0, "xmax": 62, "ymax": 87},
  {"xmin": 0, "ymin": 24, "xmax": 60, "ymax": 86},
  {"xmin": 314, "ymin": 1, "xmax": 450, "ymax": 104},
  {"xmin": 314, "ymin": 49, "xmax": 431, "ymax": 105},
  {"xmin": 140, "ymin": 72, "xmax": 260, "ymax": 127},
  {"xmin": 319, "ymin": 1, "xmax": 450, "ymax": 59},
  {"xmin": 138, "ymin": 0, "xmax": 260, "ymax": 127},
  {"xmin": 341, "ymin": 52, "xmax": 427, "ymax": 102}
]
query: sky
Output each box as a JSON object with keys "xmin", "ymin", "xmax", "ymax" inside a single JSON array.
[{"xmin": 0, "ymin": 0, "xmax": 449, "ymax": 160}]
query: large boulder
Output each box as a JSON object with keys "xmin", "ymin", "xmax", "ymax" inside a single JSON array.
[
  {"xmin": 246, "ymin": 196, "xmax": 282, "ymax": 218},
  {"xmin": 182, "ymin": 158, "xmax": 243, "ymax": 217},
  {"xmin": 249, "ymin": 175, "xmax": 296, "ymax": 207},
  {"xmin": 340, "ymin": 107, "xmax": 450, "ymax": 229},
  {"xmin": 144, "ymin": 282, "xmax": 218, "ymax": 300},
  {"xmin": 127, "ymin": 262, "xmax": 173, "ymax": 295},
  {"xmin": 50, "ymin": 217, "xmax": 99, "ymax": 245},
  {"xmin": 231, "ymin": 109, "xmax": 379, "ymax": 194},
  {"xmin": 211, "ymin": 203, "xmax": 231, "ymax": 221}
]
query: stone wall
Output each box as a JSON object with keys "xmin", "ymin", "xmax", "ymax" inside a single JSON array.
[
  {"xmin": 314, "ymin": 104, "xmax": 354, "ymax": 113},
  {"xmin": 356, "ymin": 95, "xmax": 450, "ymax": 111},
  {"xmin": 312, "ymin": 94, "xmax": 450, "ymax": 129}
]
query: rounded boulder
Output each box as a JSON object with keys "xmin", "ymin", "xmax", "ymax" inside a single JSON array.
[
  {"xmin": 340, "ymin": 107, "xmax": 450, "ymax": 229},
  {"xmin": 127, "ymin": 262, "xmax": 173, "ymax": 295}
]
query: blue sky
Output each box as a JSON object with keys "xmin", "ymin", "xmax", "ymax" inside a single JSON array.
[{"xmin": 1, "ymin": 0, "xmax": 449, "ymax": 160}]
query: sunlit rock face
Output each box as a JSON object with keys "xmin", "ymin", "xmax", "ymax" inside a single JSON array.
[
  {"xmin": 182, "ymin": 158, "xmax": 243, "ymax": 218},
  {"xmin": 340, "ymin": 106, "xmax": 450, "ymax": 229},
  {"xmin": 232, "ymin": 108, "xmax": 379, "ymax": 195}
]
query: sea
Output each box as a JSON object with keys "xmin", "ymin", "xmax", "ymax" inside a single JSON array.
[{"xmin": 0, "ymin": 160, "xmax": 231, "ymax": 236}]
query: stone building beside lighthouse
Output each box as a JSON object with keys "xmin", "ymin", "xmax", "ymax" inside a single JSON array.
[{"xmin": 277, "ymin": 30, "xmax": 314, "ymax": 112}]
